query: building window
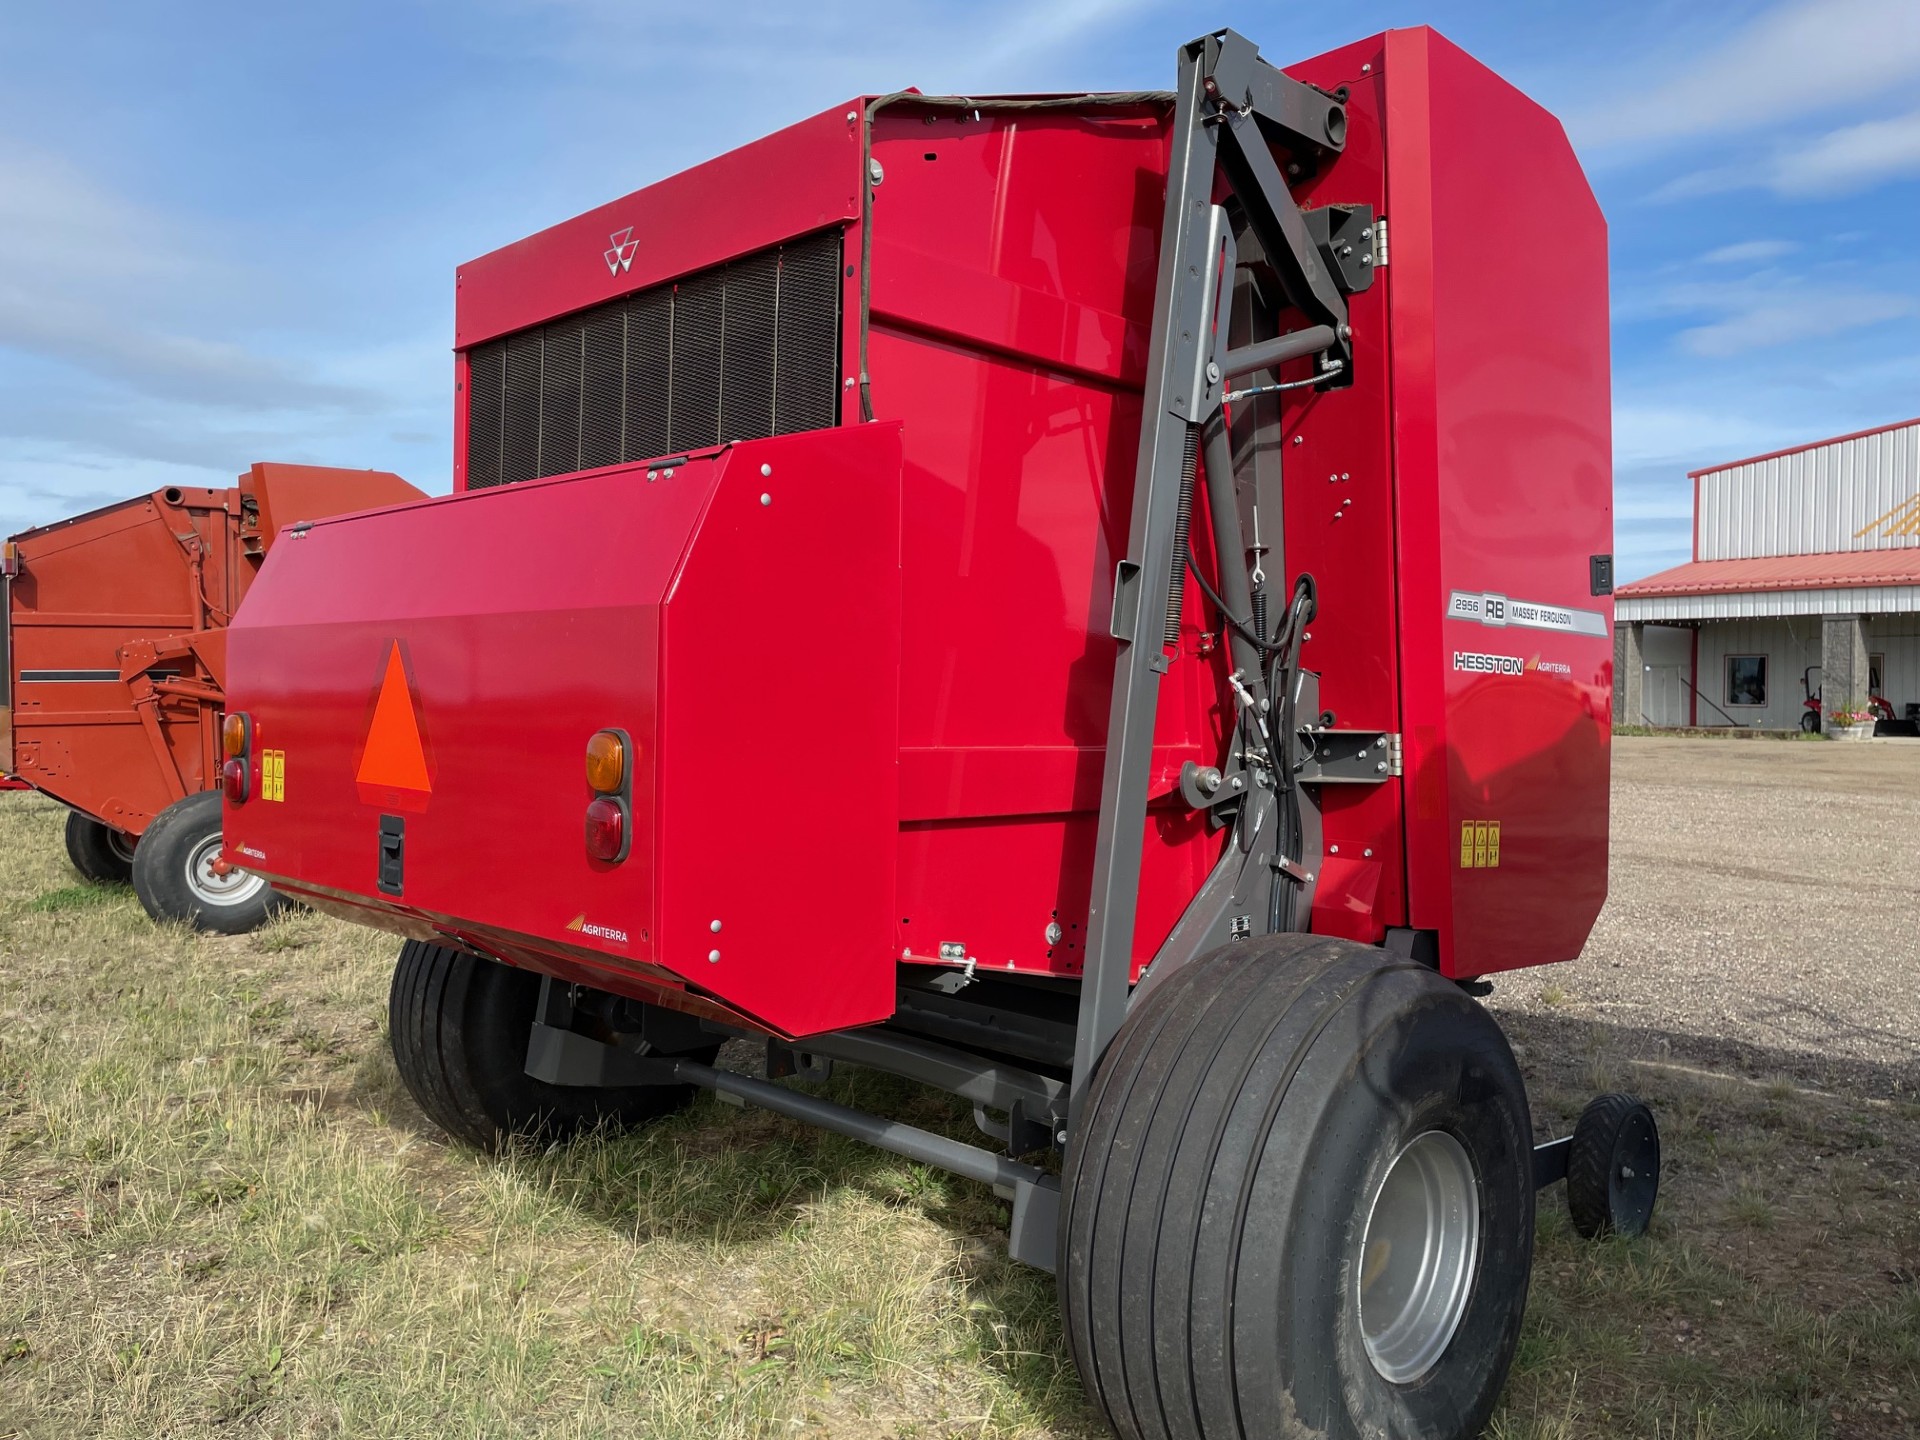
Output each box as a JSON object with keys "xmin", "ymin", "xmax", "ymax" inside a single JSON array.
[
  {"xmin": 1870, "ymin": 654, "xmax": 1884, "ymax": 695},
  {"xmin": 1726, "ymin": 655, "xmax": 1768, "ymax": 707}
]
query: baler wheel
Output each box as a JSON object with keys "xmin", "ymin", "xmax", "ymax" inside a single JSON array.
[
  {"xmin": 1565, "ymin": 1092, "xmax": 1660, "ymax": 1239},
  {"xmin": 1059, "ymin": 933, "xmax": 1535, "ymax": 1440},
  {"xmin": 388, "ymin": 940, "xmax": 710, "ymax": 1151},
  {"xmin": 132, "ymin": 789, "xmax": 287, "ymax": 933},
  {"xmin": 65, "ymin": 812, "xmax": 136, "ymax": 886}
]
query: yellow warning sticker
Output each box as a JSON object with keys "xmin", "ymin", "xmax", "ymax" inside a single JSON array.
[
  {"xmin": 1460, "ymin": 820, "xmax": 1501, "ymax": 868},
  {"xmin": 261, "ymin": 749, "xmax": 286, "ymax": 802}
]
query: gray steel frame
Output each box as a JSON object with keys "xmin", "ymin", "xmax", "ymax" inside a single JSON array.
[
  {"xmin": 1070, "ymin": 30, "xmax": 1355, "ymax": 1109},
  {"xmin": 523, "ymin": 990, "xmax": 1063, "ymax": 1269}
]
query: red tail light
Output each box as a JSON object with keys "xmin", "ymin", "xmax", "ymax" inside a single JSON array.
[
  {"xmin": 222, "ymin": 756, "xmax": 250, "ymax": 803},
  {"xmin": 584, "ymin": 796, "xmax": 627, "ymax": 862}
]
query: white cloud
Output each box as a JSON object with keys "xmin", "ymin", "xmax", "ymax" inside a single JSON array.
[
  {"xmin": 1701, "ymin": 239, "xmax": 1798, "ymax": 265},
  {"xmin": 0, "ymin": 289, "xmax": 379, "ymax": 413},
  {"xmin": 0, "ymin": 134, "xmax": 447, "ymax": 536},
  {"xmin": 490, "ymin": 0, "xmax": 1158, "ymax": 95},
  {"xmin": 965, "ymin": 0, "xmax": 1159, "ymax": 73},
  {"xmin": 1644, "ymin": 166, "xmax": 1747, "ymax": 203},
  {"xmin": 0, "ymin": 147, "xmax": 188, "ymax": 287},
  {"xmin": 1571, "ymin": 0, "xmax": 1920, "ymax": 152},
  {"xmin": 0, "ymin": 139, "xmax": 393, "ymax": 414},
  {"xmin": 1613, "ymin": 404, "xmax": 1788, "ymax": 468},
  {"xmin": 1772, "ymin": 109, "xmax": 1920, "ymax": 195},
  {"xmin": 1618, "ymin": 273, "xmax": 1919, "ymax": 360},
  {"xmin": 1612, "ymin": 492, "xmax": 1696, "ymax": 522},
  {"xmin": 1651, "ymin": 108, "xmax": 1920, "ymax": 202},
  {"xmin": 1674, "ymin": 288, "xmax": 1916, "ymax": 358}
]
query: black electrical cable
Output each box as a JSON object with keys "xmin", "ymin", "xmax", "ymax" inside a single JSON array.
[
  {"xmin": 1264, "ymin": 576, "xmax": 1315, "ymax": 932},
  {"xmin": 1184, "ymin": 540, "xmax": 1298, "ymax": 656},
  {"xmin": 1180, "ymin": 498, "xmax": 1316, "ymax": 932}
]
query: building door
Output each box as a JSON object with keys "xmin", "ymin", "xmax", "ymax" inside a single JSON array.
[{"xmin": 1645, "ymin": 665, "xmax": 1687, "ymax": 727}]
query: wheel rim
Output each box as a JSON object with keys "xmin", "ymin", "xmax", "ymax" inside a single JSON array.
[
  {"xmin": 1606, "ymin": 1108, "xmax": 1660, "ymax": 1236},
  {"xmin": 107, "ymin": 830, "xmax": 138, "ymax": 865},
  {"xmin": 185, "ymin": 833, "xmax": 266, "ymax": 908},
  {"xmin": 1358, "ymin": 1129, "xmax": 1481, "ymax": 1385}
]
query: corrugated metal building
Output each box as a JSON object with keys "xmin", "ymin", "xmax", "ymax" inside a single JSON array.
[{"xmin": 1614, "ymin": 417, "xmax": 1920, "ymax": 732}]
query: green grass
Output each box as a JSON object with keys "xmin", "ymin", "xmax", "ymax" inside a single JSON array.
[
  {"xmin": 2, "ymin": 791, "xmax": 1917, "ymax": 1437},
  {"xmin": 19, "ymin": 881, "xmax": 136, "ymax": 915}
]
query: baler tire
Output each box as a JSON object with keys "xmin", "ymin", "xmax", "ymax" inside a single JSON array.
[
  {"xmin": 1565, "ymin": 1092, "xmax": 1660, "ymax": 1240},
  {"xmin": 1800, "ymin": 710, "xmax": 1819, "ymax": 733},
  {"xmin": 387, "ymin": 940, "xmax": 707, "ymax": 1152},
  {"xmin": 1059, "ymin": 933, "xmax": 1535, "ymax": 1440},
  {"xmin": 65, "ymin": 812, "xmax": 136, "ymax": 885},
  {"xmin": 131, "ymin": 789, "xmax": 286, "ymax": 933}
]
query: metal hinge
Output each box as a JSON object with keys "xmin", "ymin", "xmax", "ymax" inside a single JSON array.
[
  {"xmin": 1374, "ymin": 217, "xmax": 1388, "ymax": 267},
  {"xmin": 1295, "ymin": 729, "xmax": 1402, "ymax": 783}
]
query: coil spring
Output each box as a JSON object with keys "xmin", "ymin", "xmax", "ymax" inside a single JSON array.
[{"xmin": 1164, "ymin": 425, "xmax": 1200, "ymax": 645}]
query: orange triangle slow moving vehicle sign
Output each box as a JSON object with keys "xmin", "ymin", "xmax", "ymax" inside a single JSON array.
[{"xmin": 356, "ymin": 641, "xmax": 432, "ymax": 812}]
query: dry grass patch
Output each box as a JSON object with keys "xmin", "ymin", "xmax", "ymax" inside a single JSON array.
[
  {"xmin": 1, "ymin": 791, "xmax": 1917, "ymax": 1437},
  {"xmin": 1494, "ymin": 1019, "xmax": 1920, "ymax": 1438},
  {"xmin": 0, "ymin": 794, "xmax": 1085, "ymax": 1439}
]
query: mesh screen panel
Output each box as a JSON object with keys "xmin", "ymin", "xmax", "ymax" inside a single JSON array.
[
  {"xmin": 465, "ymin": 344, "xmax": 504, "ymax": 490},
  {"xmin": 463, "ymin": 229, "xmax": 843, "ymax": 488},
  {"xmin": 773, "ymin": 234, "xmax": 843, "ymax": 435},
  {"xmin": 669, "ymin": 269, "xmax": 724, "ymax": 452},
  {"xmin": 579, "ymin": 305, "xmax": 624, "ymax": 471},
  {"xmin": 719, "ymin": 248, "xmax": 778, "ymax": 444},
  {"xmin": 501, "ymin": 334, "xmax": 542, "ymax": 485}
]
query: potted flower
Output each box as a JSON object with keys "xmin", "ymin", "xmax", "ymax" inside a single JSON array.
[{"xmin": 1826, "ymin": 698, "xmax": 1878, "ymax": 740}]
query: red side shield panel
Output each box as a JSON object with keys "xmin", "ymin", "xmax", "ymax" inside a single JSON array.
[{"xmin": 225, "ymin": 425, "xmax": 903, "ymax": 1036}]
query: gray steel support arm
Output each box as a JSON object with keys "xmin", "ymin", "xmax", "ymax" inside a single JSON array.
[
  {"xmin": 1208, "ymin": 29, "xmax": 1353, "ymax": 376},
  {"xmin": 1070, "ymin": 29, "xmax": 1352, "ymax": 1113},
  {"xmin": 1068, "ymin": 37, "xmax": 1224, "ymax": 1122}
]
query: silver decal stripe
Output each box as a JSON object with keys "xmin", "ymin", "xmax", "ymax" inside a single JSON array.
[{"xmin": 1447, "ymin": 590, "xmax": 1608, "ymax": 638}]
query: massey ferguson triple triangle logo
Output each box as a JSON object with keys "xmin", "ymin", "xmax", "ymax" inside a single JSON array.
[{"xmin": 604, "ymin": 227, "xmax": 638, "ymax": 276}]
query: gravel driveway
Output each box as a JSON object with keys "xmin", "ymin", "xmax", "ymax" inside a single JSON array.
[{"xmin": 1490, "ymin": 735, "xmax": 1920, "ymax": 1099}]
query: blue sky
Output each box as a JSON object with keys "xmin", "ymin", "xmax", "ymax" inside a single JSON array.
[{"xmin": 3, "ymin": 0, "xmax": 1918, "ymax": 580}]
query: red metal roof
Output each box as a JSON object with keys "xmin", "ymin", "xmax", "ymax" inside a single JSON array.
[{"xmin": 1618, "ymin": 548, "xmax": 1920, "ymax": 597}]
